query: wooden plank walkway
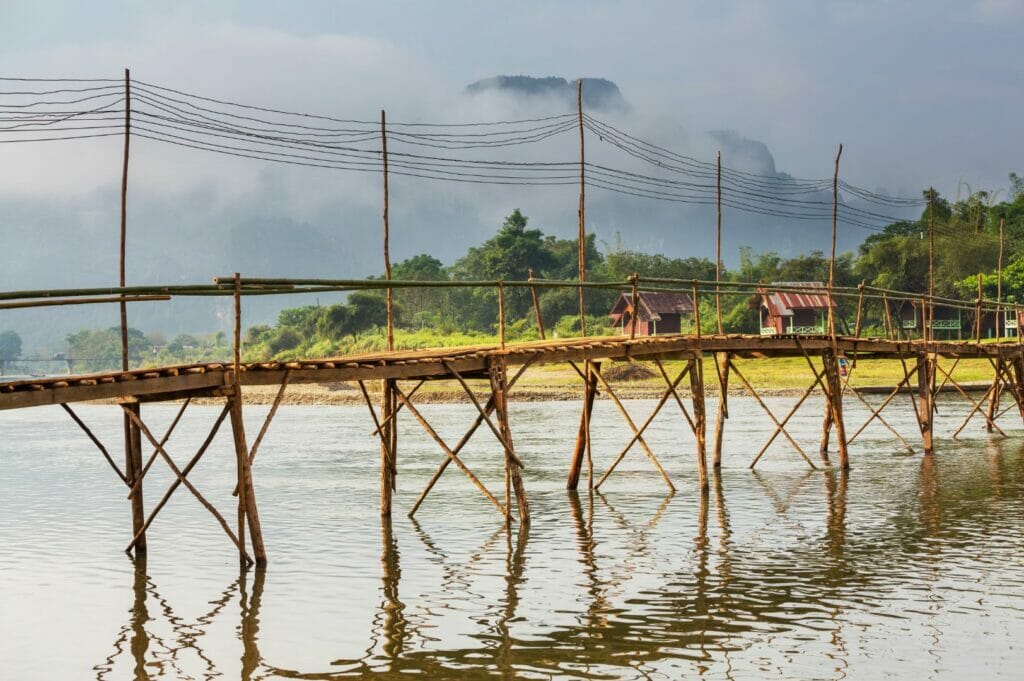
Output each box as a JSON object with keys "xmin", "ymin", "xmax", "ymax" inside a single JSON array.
[{"xmin": 1, "ymin": 333, "xmax": 1017, "ymax": 410}]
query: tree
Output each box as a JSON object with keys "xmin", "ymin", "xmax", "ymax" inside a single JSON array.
[
  {"xmin": 392, "ymin": 254, "xmax": 450, "ymax": 326},
  {"xmin": 0, "ymin": 330, "xmax": 22, "ymax": 360}
]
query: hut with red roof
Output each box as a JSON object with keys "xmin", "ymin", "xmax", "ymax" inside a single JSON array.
[
  {"xmin": 757, "ymin": 282, "xmax": 834, "ymax": 336},
  {"xmin": 609, "ymin": 291, "xmax": 695, "ymax": 336}
]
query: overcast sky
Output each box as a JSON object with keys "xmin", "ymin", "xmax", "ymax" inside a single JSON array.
[{"xmin": 4, "ymin": 0, "xmax": 1022, "ymax": 192}]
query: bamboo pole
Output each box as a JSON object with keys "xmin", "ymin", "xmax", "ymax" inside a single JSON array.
[
  {"xmin": 528, "ymin": 268, "xmax": 545, "ymax": 339},
  {"xmin": 712, "ymin": 351, "xmax": 729, "ymax": 468},
  {"xmin": 716, "ymin": 150, "xmax": 723, "ymax": 334},
  {"xmin": 489, "ymin": 359, "xmax": 529, "ymax": 524},
  {"xmin": 119, "ymin": 68, "xmax": 131, "ymax": 373},
  {"xmin": 123, "ymin": 401, "xmax": 146, "ymax": 554},
  {"xmin": 0, "ymin": 295, "xmax": 169, "ymax": 311},
  {"xmin": 60, "ymin": 403, "xmax": 127, "ymax": 485},
  {"xmin": 379, "ymin": 378, "xmax": 396, "ymax": 516},
  {"xmin": 567, "ymin": 361, "xmax": 600, "ymax": 490},
  {"xmin": 692, "ymin": 280, "xmax": 701, "ymax": 338},
  {"xmin": 576, "ymin": 79, "xmax": 587, "ymax": 336},
  {"xmin": 630, "ymin": 273, "xmax": 639, "ymax": 340},
  {"xmin": 854, "ymin": 282, "xmax": 865, "ymax": 337},
  {"xmin": 498, "ymin": 281, "xmax": 506, "ymax": 349},
  {"xmin": 823, "ymin": 350, "xmax": 850, "ymax": 469},
  {"xmin": 929, "ymin": 189, "xmax": 936, "ymax": 345},
  {"xmin": 998, "ymin": 218, "xmax": 1005, "ymax": 341},
  {"xmin": 828, "ymin": 144, "xmax": 843, "ymax": 338},
  {"xmin": 381, "ymin": 109, "xmax": 394, "ymax": 352},
  {"xmin": 976, "ymin": 274, "xmax": 984, "ymax": 342},
  {"xmin": 443, "ymin": 361, "xmax": 524, "ymax": 469},
  {"xmin": 917, "ymin": 352, "xmax": 934, "ymax": 455},
  {"xmin": 689, "ymin": 355, "xmax": 708, "ymax": 490}
]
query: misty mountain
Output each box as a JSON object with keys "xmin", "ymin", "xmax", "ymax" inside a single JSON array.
[{"xmin": 466, "ymin": 76, "xmax": 629, "ymax": 112}]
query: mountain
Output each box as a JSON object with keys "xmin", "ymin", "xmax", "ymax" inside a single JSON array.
[{"xmin": 466, "ymin": 76, "xmax": 629, "ymax": 112}]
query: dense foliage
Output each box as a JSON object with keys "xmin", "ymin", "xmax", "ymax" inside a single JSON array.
[{"xmin": 13, "ymin": 177, "xmax": 1023, "ymax": 370}]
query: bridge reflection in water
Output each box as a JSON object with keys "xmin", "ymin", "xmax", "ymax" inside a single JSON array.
[{"xmin": 94, "ymin": 452, "xmax": 1011, "ymax": 680}]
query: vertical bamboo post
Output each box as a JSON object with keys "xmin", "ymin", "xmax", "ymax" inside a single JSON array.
[
  {"xmin": 998, "ymin": 218, "xmax": 1005, "ymax": 340},
  {"xmin": 854, "ymin": 282, "xmax": 865, "ymax": 338},
  {"xmin": 928, "ymin": 189, "xmax": 936, "ymax": 344},
  {"xmin": 124, "ymin": 400, "xmax": 146, "ymax": 555},
  {"xmin": 498, "ymin": 281, "xmax": 506, "ymax": 349},
  {"xmin": 119, "ymin": 69, "xmax": 136, "ymax": 549},
  {"xmin": 882, "ymin": 294, "xmax": 895, "ymax": 340},
  {"xmin": 716, "ymin": 150, "xmax": 723, "ymax": 334},
  {"xmin": 712, "ymin": 352, "xmax": 729, "ymax": 468},
  {"xmin": 819, "ymin": 398, "xmax": 833, "ymax": 463},
  {"xmin": 828, "ymin": 144, "xmax": 843, "ymax": 338},
  {"xmin": 822, "ymin": 350, "xmax": 849, "ymax": 468},
  {"xmin": 986, "ymin": 360, "xmax": 1002, "ymax": 433},
  {"xmin": 690, "ymin": 354, "xmax": 708, "ymax": 490},
  {"xmin": 917, "ymin": 352, "xmax": 935, "ymax": 456},
  {"xmin": 629, "ymin": 273, "xmax": 639, "ymax": 340},
  {"xmin": 976, "ymin": 274, "xmax": 984, "ymax": 342},
  {"xmin": 380, "ymin": 379, "xmax": 396, "ymax": 516},
  {"xmin": 230, "ymin": 273, "xmax": 266, "ymax": 566},
  {"xmin": 381, "ymin": 110, "xmax": 394, "ymax": 352},
  {"xmin": 490, "ymin": 358, "xmax": 528, "ymax": 523},
  {"xmin": 692, "ymin": 280, "xmax": 701, "ymax": 338},
  {"xmin": 119, "ymin": 68, "xmax": 131, "ymax": 372},
  {"xmin": 528, "ymin": 268, "xmax": 545, "ymax": 339},
  {"xmin": 576, "ymin": 79, "xmax": 587, "ymax": 336},
  {"xmin": 568, "ymin": 361, "xmax": 600, "ymax": 489}
]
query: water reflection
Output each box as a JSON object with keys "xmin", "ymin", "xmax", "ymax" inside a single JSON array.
[{"xmin": 86, "ymin": 441, "xmax": 1024, "ymax": 679}]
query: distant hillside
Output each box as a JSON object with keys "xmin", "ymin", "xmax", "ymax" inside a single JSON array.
[{"xmin": 466, "ymin": 76, "xmax": 629, "ymax": 112}]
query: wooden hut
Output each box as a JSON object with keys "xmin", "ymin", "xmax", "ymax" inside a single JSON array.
[
  {"xmin": 895, "ymin": 301, "xmax": 963, "ymax": 339},
  {"xmin": 757, "ymin": 282, "xmax": 833, "ymax": 336},
  {"xmin": 609, "ymin": 291, "xmax": 695, "ymax": 336}
]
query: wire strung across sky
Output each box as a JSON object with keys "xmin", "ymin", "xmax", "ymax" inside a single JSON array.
[{"xmin": 1, "ymin": 76, "xmax": 981, "ymax": 242}]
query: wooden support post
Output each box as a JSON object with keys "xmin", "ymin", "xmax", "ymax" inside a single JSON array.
[
  {"xmin": 489, "ymin": 359, "xmax": 529, "ymax": 524},
  {"xmin": 576, "ymin": 79, "xmax": 587, "ymax": 336},
  {"xmin": 828, "ymin": 144, "xmax": 843, "ymax": 338},
  {"xmin": 228, "ymin": 388, "xmax": 266, "ymax": 566},
  {"xmin": 123, "ymin": 401, "xmax": 146, "ymax": 555},
  {"xmin": 917, "ymin": 352, "xmax": 935, "ymax": 456},
  {"xmin": 629, "ymin": 274, "xmax": 639, "ymax": 340},
  {"xmin": 528, "ymin": 268, "xmax": 545, "ymax": 339},
  {"xmin": 1011, "ymin": 356, "xmax": 1024, "ymax": 426},
  {"xmin": 690, "ymin": 355, "xmax": 708, "ymax": 490},
  {"xmin": 692, "ymin": 280, "xmax": 701, "ymax": 338},
  {"xmin": 854, "ymin": 282, "xmax": 865, "ymax": 337},
  {"xmin": 712, "ymin": 351, "xmax": 729, "ymax": 468},
  {"xmin": 976, "ymin": 274, "xmax": 984, "ymax": 343},
  {"xmin": 381, "ymin": 109, "xmax": 394, "ymax": 352},
  {"xmin": 715, "ymin": 150, "xmax": 723, "ymax": 335},
  {"xmin": 567, "ymin": 360, "xmax": 600, "ymax": 490},
  {"xmin": 986, "ymin": 362, "xmax": 1002, "ymax": 433},
  {"xmin": 822, "ymin": 350, "xmax": 849, "ymax": 469},
  {"xmin": 380, "ymin": 378, "xmax": 397, "ymax": 516},
  {"xmin": 819, "ymin": 402, "xmax": 833, "ymax": 463}
]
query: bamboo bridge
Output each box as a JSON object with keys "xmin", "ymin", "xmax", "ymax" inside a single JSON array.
[{"xmin": 3, "ymin": 276, "xmax": 1024, "ymax": 569}]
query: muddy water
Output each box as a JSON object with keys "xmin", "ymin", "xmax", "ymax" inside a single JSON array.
[{"xmin": 1, "ymin": 395, "xmax": 1023, "ymax": 679}]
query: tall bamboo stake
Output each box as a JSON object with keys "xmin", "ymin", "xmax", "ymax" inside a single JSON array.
[
  {"xmin": 381, "ymin": 109, "xmax": 394, "ymax": 352},
  {"xmin": 929, "ymin": 189, "xmax": 936, "ymax": 344},
  {"xmin": 498, "ymin": 281, "xmax": 506, "ymax": 349},
  {"xmin": 692, "ymin": 280, "xmax": 701, "ymax": 338},
  {"xmin": 528, "ymin": 268, "xmax": 545, "ymax": 339},
  {"xmin": 976, "ymin": 274, "xmax": 983, "ymax": 342},
  {"xmin": 716, "ymin": 150, "xmax": 723, "ymax": 334},
  {"xmin": 119, "ymin": 68, "xmax": 138, "ymax": 552},
  {"xmin": 120, "ymin": 68, "xmax": 131, "ymax": 372},
  {"xmin": 998, "ymin": 218, "xmax": 1005, "ymax": 340},
  {"xmin": 828, "ymin": 144, "xmax": 843, "ymax": 338},
  {"xmin": 576, "ymin": 79, "xmax": 587, "ymax": 336},
  {"xmin": 629, "ymin": 273, "xmax": 639, "ymax": 340}
]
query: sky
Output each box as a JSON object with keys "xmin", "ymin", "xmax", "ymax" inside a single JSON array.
[{"xmin": 1, "ymin": 0, "xmax": 1023, "ymax": 340}]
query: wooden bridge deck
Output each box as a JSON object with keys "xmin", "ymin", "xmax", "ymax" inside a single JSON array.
[{"xmin": 1, "ymin": 333, "xmax": 1018, "ymax": 411}]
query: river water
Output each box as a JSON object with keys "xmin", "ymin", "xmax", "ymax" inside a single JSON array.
[{"xmin": 2, "ymin": 394, "xmax": 1023, "ymax": 679}]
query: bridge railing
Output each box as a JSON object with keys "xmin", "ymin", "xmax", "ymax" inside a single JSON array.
[{"xmin": 2, "ymin": 275, "xmax": 1022, "ymax": 374}]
